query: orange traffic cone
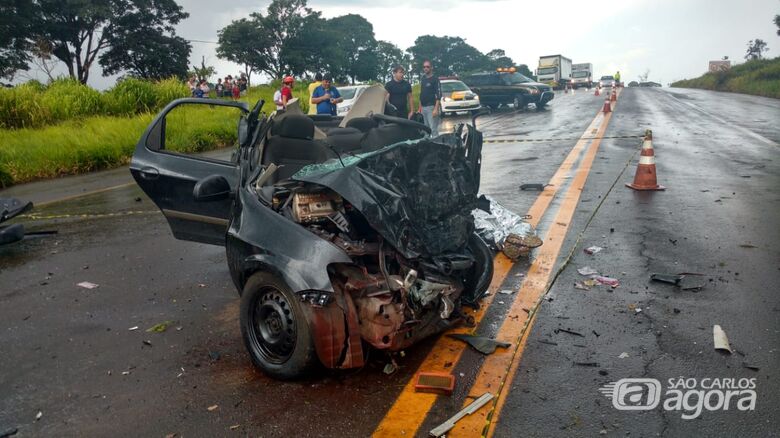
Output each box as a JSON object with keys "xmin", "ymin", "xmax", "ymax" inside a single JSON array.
[
  {"xmin": 626, "ymin": 130, "xmax": 665, "ymax": 191},
  {"xmin": 602, "ymin": 99, "xmax": 611, "ymax": 113},
  {"xmin": 595, "ymin": 87, "xmax": 600, "ymax": 96},
  {"xmin": 610, "ymin": 89, "xmax": 617, "ymax": 102}
]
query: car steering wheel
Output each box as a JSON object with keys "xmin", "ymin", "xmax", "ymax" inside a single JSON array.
[{"xmin": 371, "ymin": 113, "xmax": 431, "ymax": 134}]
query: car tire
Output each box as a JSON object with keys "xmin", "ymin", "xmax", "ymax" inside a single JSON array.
[
  {"xmin": 239, "ymin": 271, "xmax": 317, "ymax": 380},
  {"xmin": 513, "ymin": 96, "xmax": 525, "ymax": 110}
]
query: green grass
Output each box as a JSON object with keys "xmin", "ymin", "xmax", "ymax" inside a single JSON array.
[{"xmin": 671, "ymin": 57, "xmax": 780, "ymax": 99}]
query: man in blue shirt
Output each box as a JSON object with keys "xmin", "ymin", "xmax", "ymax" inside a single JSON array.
[{"xmin": 311, "ymin": 75, "xmax": 343, "ymax": 115}]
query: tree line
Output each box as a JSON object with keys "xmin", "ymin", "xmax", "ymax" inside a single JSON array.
[{"xmin": 1, "ymin": 0, "xmax": 533, "ymax": 85}]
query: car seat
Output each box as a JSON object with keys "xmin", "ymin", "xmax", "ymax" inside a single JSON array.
[{"xmin": 263, "ymin": 115, "xmax": 336, "ymax": 182}]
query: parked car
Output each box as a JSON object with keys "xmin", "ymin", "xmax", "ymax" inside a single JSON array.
[
  {"xmin": 599, "ymin": 75, "xmax": 616, "ymax": 88},
  {"xmin": 336, "ymin": 84, "xmax": 370, "ymax": 115},
  {"xmin": 130, "ymin": 88, "xmax": 493, "ymax": 379},
  {"xmin": 462, "ymin": 69, "xmax": 554, "ymax": 110},
  {"xmin": 439, "ymin": 79, "xmax": 481, "ymax": 116}
]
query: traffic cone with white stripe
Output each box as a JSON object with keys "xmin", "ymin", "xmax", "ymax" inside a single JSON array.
[
  {"xmin": 595, "ymin": 86, "xmax": 600, "ymax": 96},
  {"xmin": 626, "ymin": 130, "xmax": 665, "ymax": 191},
  {"xmin": 610, "ymin": 88, "xmax": 617, "ymax": 102},
  {"xmin": 602, "ymin": 98, "xmax": 611, "ymax": 113}
]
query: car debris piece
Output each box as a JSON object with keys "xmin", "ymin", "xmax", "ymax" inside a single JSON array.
[
  {"xmin": 128, "ymin": 326, "xmax": 139, "ymax": 331},
  {"xmin": 618, "ymin": 352, "xmax": 629, "ymax": 358},
  {"xmin": 574, "ymin": 282, "xmax": 590, "ymax": 291},
  {"xmin": 584, "ymin": 246, "xmax": 603, "ymax": 255},
  {"xmin": 651, "ymin": 273, "xmax": 684, "ymax": 285},
  {"xmin": 146, "ymin": 321, "xmax": 174, "ymax": 333},
  {"xmin": 0, "ymin": 427, "xmax": 19, "ymax": 437},
  {"xmin": 592, "ymin": 275, "xmax": 619, "ymax": 288},
  {"xmin": 77, "ymin": 281, "xmax": 99, "ymax": 290},
  {"xmin": 448, "ymin": 334, "xmax": 511, "ymax": 355},
  {"xmin": 207, "ymin": 405, "xmax": 218, "ymax": 412},
  {"xmin": 573, "ymin": 362, "xmax": 600, "ymax": 367},
  {"xmin": 473, "ymin": 195, "xmax": 541, "ymax": 260},
  {"xmin": 429, "ymin": 392, "xmax": 494, "ymax": 437},
  {"xmin": 742, "ymin": 362, "xmax": 760, "ymax": 371},
  {"xmin": 713, "ymin": 325, "xmax": 733, "ymax": 354},
  {"xmin": 519, "ymin": 183, "xmax": 546, "ymax": 191},
  {"xmin": 499, "ymin": 289, "xmax": 514, "ymax": 295},
  {"xmin": 554, "ymin": 328, "xmax": 584, "ymax": 337},
  {"xmin": 577, "ymin": 266, "xmax": 598, "ymax": 276},
  {"xmin": 414, "ymin": 372, "xmax": 456, "ymax": 395}
]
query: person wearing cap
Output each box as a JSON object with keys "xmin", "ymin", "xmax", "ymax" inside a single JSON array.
[
  {"xmin": 308, "ymin": 73, "xmax": 322, "ymax": 115},
  {"xmin": 311, "ymin": 74, "xmax": 343, "ymax": 115},
  {"xmin": 281, "ymin": 76, "xmax": 294, "ymax": 107},
  {"xmin": 385, "ymin": 65, "xmax": 413, "ymax": 119}
]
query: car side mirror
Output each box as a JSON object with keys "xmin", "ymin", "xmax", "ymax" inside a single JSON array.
[{"xmin": 193, "ymin": 174, "xmax": 233, "ymax": 202}]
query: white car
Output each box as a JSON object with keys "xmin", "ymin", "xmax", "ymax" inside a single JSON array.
[
  {"xmin": 599, "ymin": 75, "xmax": 616, "ymax": 88},
  {"xmin": 336, "ymin": 85, "xmax": 370, "ymax": 115},
  {"xmin": 440, "ymin": 79, "xmax": 480, "ymax": 116}
]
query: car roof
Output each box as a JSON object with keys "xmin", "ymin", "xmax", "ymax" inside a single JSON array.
[{"xmin": 600, "ymin": 75, "xmax": 614, "ymax": 79}]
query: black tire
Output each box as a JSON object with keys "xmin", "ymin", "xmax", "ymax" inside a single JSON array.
[
  {"xmin": 239, "ymin": 271, "xmax": 317, "ymax": 379},
  {"xmin": 536, "ymin": 101, "xmax": 547, "ymax": 111},
  {"xmin": 513, "ymin": 95, "xmax": 525, "ymax": 110}
]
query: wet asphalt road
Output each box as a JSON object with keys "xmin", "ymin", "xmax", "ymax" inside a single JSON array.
[{"xmin": 1, "ymin": 87, "xmax": 778, "ymax": 437}]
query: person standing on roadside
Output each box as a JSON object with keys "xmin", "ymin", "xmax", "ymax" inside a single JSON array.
[
  {"xmin": 308, "ymin": 73, "xmax": 322, "ymax": 115},
  {"xmin": 311, "ymin": 74, "xmax": 343, "ymax": 115},
  {"xmin": 281, "ymin": 76, "xmax": 294, "ymax": 108},
  {"xmin": 385, "ymin": 65, "xmax": 413, "ymax": 119},
  {"xmin": 231, "ymin": 80, "xmax": 240, "ymax": 100},
  {"xmin": 615, "ymin": 71, "xmax": 621, "ymax": 87},
  {"xmin": 215, "ymin": 78, "xmax": 224, "ymax": 98},
  {"xmin": 273, "ymin": 88, "xmax": 284, "ymax": 111},
  {"xmin": 418, "ymin": 60, "xmax": 441, "ymax": 136}
]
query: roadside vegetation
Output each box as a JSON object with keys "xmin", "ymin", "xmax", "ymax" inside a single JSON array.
[{"xmin": 671, "ymin": 57, "xmax": 780, "ymax": 99}]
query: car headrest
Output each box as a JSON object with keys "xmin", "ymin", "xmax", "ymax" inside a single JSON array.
[{"xmin": 276, "ymin": 115, "xmax": 315, "ymax": 140}]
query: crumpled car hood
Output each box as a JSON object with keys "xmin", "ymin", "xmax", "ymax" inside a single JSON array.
[{"xmin": 292, "ymin": 134, "xmax": 479, "ymax": 259}]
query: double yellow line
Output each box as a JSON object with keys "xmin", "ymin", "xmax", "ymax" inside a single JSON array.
[{"xmin": 374, "ymin": 89, "xmax": 619, "ymax": 437}]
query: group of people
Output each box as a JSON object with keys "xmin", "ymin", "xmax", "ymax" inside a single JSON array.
[
  {"xmin": 271, "ymin": 60, "xmax": 442, "ymax": 136},
  {"xmin": 187, "ymin": 75, "xmax": 248, "ymax": 99}
]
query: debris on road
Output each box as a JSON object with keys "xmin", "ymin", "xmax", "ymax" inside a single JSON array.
[
  {"xmin": 0, "ymin": 427, "xmax": 19, "ymax": 438},
  {"xmin": 573, "ymin": 361, "xmax": 600, "ymax": 367},
  {"xmin": 35, "ymin": 411, "xmax": 42, "ymax": 421},
  {"xmin": 448, "ymin": 334, "xmax": 511, "ymax": 354},
  {"xmin": 383, "ymin": 361, "xmax": 398, "ymax": 375},
  {"xmin": 577, "ymin": 266, "xmax": 598, "ymax": 276},
  {"xmin": 498, "ymin": 289, "xmax": 514, "ymax": 295},
  {"xmin": 651, "ymin": 273, "xmax": 683, "ymax": 285},
  {"xmin": 618, "ymin": 352, "xmax": 629, "ymax": 359},
  {"xmin": 538, "ymin": 340, "xmax": 558, "ymax": 346},
  {"xmin": 473, "ymin": 195, "xmax": 542, "ymax": 260},
  {"xmin": 429, "ymin": 392, "xmax": 494, "ymax": 437},
  {"xmin": 742, "ymin": 362, "xmax": 760, "ymax": 371},
  {"xmin": 128, "ymin": 326, "xmax": 139, "ymax": 331},
  {"xmin": 519, "ymin": 183, "xmax": 546, "ymax": 191},
  {"xmin": 583, "ymin": 279, "xmax": 599, "ymax": 287},
  {"xmin": 713, "ymin": 325, "xmax": 733, "ymax": 354},
  {"xmin": 584, "ymin": 246, "xmax": 603, "ymax": 255},
  {"xmin": 146, "ymin": 321, "xmax": 174, "ymax": 333},
  {"xmin": 229, "ymin": 425, "xmax": 240, "ymax": 431},
  {"xmin": 77, "ymin": 281, "xmax": 99, "ymax": 290},
  {"xmin": 414, "ymin": 372, "xmax": 456, "ymax": 395},
  {"xmin": 592, "ymin": 275, "xmax": 619, "ymax": 288},
  {"xmin": 207, "ymin": 405, "xmax": 219, "ymax": 412},
  {"xmin": 574, "ymin": 281, "xmax": 590, "ymax": 291},
  {"xmin": 142, "ymin": 340, "xmax": 152, "ymax": 346},
  {"xmin": 554, "ymin": 328, "xmax": 584, "ymax": 337}
]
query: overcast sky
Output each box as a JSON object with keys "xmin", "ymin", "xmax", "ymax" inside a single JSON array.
[{"xmin": 20, "ymin": 0, "xmax": 780, "ymax": 89}]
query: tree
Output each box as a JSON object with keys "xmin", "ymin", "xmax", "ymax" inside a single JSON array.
[
  {"xmin": 775, "ymin": 14, "xmax": 779, "ymax": 36},
  {"xmin": 217, "ymin": 19, "xmax": 268, "ymax": 85},
  {"xmin": 486, "ymin": 49, "xmax": 514, "ymax": 69},
  {"xmin": 638, "ymin": 69, "xmax": 650, "ymax": 82},
  {"xmin": 408, "ymin": 35, "xmax": 487, "ymax": 76},
  {"xmin": 0, "ymin": 0, "xmax": 36, "ymax": 80},
  {"xmin": 33, "ymin": 0, "xmax": 188, "ymax": 84},
  {"xmin": 745, "ymin": 39, "xmax": 769, "ymax": 60},
  {"xmin": 189, "ymin": 56, "xmax": 216, "ymax": 81},
  {"xmin": 325, "ymin": 14, "xmax": 377, "ymax": 84},
  {"xmin": 515, "ymin": 64, "xmax": 535, "ymax": 79},
  {"xmin": 375, "ymin": 40, "xmax": 404, "ymax": 82},
  {"xmin": 246, "ymin": 0, "xmax": 320, "ymax": 79},
  {"xmin": 100, "ymin": 32, "xmax": 190, "ymax": 80}
]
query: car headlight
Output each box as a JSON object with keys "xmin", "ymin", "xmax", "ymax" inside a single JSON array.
[
  {"xmin": 443, "ymin": 97, "xmax": 453, "ymax": 102},
  {"xmin": 474, "ymin": 95, "xmax": 479, "ymax": 100},
  {"xmin": 529, "ymin": 88, "xmax": 539, "ymax": 94}
]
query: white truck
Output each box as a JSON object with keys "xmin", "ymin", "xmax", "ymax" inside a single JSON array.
[
  {"xmin": 571, "ymin": 63, "xmax": 593, "ymax": 89},
  {"xmin": 536, "ymin": 55, "xmax": 572, "ymax": 90}
]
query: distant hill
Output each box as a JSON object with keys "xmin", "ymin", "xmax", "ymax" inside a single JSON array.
[{"xmin": 671, "ymin": 57, "xmax": 780, "ymax": 99}]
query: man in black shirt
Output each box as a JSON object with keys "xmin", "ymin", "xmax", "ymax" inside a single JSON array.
[
  {"xmin": 418, "ymin": 60, "xmax": 441, "ymax": 136},
  {"xmin": 385, "ymin": 65, "xmax": 413, "ymax": 119}
]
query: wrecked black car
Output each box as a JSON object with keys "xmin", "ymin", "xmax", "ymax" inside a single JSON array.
[{"xmin": 130, "ymin": 85, "xmax": 493, "ymax": 379}]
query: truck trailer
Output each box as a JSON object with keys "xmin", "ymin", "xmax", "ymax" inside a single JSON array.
[
  {"xmin": 571, "ymin": 63, "xmax": 593, "ymax": 89},
  {"xmin": 536, "ymin": 55, "xmax": 572, "ymax": 89}
]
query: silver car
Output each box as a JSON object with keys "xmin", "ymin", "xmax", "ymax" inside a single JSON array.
[{"xmin": 599, "ymin": 75, "xmax": 615, "ymax": 88}]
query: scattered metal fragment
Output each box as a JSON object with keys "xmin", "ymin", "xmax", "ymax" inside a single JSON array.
[
  {"xmin": 739, "ymin": 244, "xmax": 757, "ymax": 249},
  {"xmin": 554, "ymin": 328, "xmax": 584, "ymax": 337},
  {"xmin": 574, "ymin": 282, "xmax": 590, "ymax": 291},
  {"xmin": 383, "ymin": 362, "xmax": 398, "ymax": 375},
  {"xmin": 519, "ymin": 183, "xmax": 546, "ymax": 191},
  {"xmin": 537, "ymin": 340, "xmax": 558, "ymax": 346},
  {"xmin": 448, "ymin": 334, "xmax": 511, "ymax": 355},
  {"xmin": 142, "ymin": 340, "xmax": 152, "ymax": 346},
  {"xmin": 128, "ymin": 326, "xmax": 139, "ymax": 331},
  {"xmin": 713, "ymin": 325, "xmax": 732, "ymax": 354},
  {"xmin": 207, "ymin": 405, "xmax": 219, "ymax": 412},
  {"xmin": 618, "ymin": 352, "xmax": 629, "ymax": 359},
  {"xmin": 573, "ymin": 362, "xmax": 600, "ymax": 367},
  {"xmin": 742, "ymin": 362, "xmax": 760, "ymax": 371},
  {"xmin": 577, "ymin": 266, "xmax": 598, "ymax": 276},
  {"xmin": 77, "ymin": 281, "xmax": 99, "ymax": 290},
  {"xmin": 499, "ymin": 289, "xmax": 514, "ymax": 295},
  {"xmin": 651, "ymin": 273, "xmax": 683, "ymax": 285},
  {"xmin": 35, "ymin": 411, "xmax": 42, "ymax": 421},
  {"xmin": 429, "ymin": 392, "xmax": 494, "ymax": 437}
]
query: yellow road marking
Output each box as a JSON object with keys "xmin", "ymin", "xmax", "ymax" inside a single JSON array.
[
  {"xmin": 450, "ymin": 88, "xmax": 619, "ymax": 438},
  {"xmin": 373, "ymin": 93, "xmax": 617, "ymax": 437}
]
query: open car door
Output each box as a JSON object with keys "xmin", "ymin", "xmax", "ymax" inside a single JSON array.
[{"xmin": 130, "ymin": 98, "xmax": 252, "ymax": 246}]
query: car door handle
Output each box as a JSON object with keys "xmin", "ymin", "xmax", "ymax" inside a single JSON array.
[{"xmin": 139, "ymin": 166, "xmax": 159, "ymax": 180}]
